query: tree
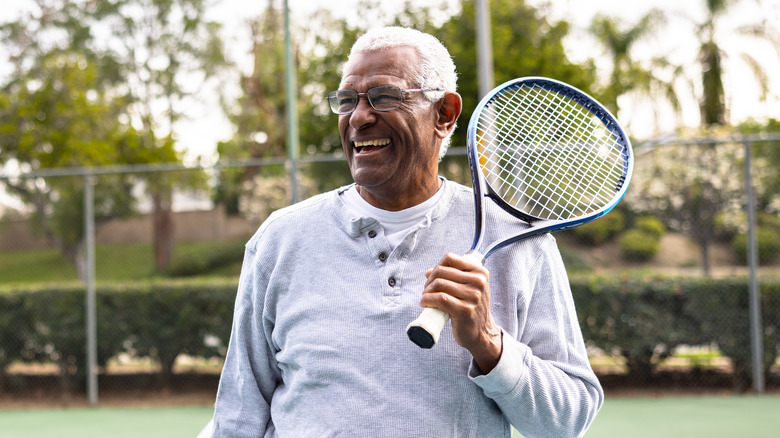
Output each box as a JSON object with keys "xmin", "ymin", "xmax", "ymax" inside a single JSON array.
[
  {"xmin": 0, "ymin": 2, "xmax": 148, "ymax": 280},
  {"xmin": 738, "ymin": 118, "xmax": 780, "ymax": 213},
  {"xmin": 437, "ymin": 0, "xmax": 600, "ymax": 147},
  {"xmin": 695, "ymin": 0, "xmax": 777, "ymax": 127},
  {"xmin": 214, "ymin": 0, "xmax": 603, "ymax": 216},
  {"xmin": 96, "ymin": 0, "xmax": 226, "ymax": 270},
  {"xmin": 627, "ymin": 142, "xmax": 745, "ymax": 275},
  {"xmin": 588, "ymin": 9, "xmax": 680, "ymax": 120},
  {"xmin": 1, "ymin": 0, "xmax": 225, "ymax": 273},
  {"xmin": 214, "ymin": 0, "xmax": 294, "ymax": 215},
  {"xmin": 214, "ymin": 1, "xmax": 365, "ymax": 216},
  {"xmin": 0, "ymin": 53, "xmax": 144, "ymax": 279}
]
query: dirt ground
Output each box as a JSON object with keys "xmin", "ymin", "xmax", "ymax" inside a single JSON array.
[
  {"xmin": 2, "ymin": 367, "xmax": 778, "ymax": 409},
  {"xmin": 558, "ymin": 231, "xmax": 753, "ymax": 274},
  {"xmin": 0, "ymin": 373, "xmax": 221, "ymax": 409}
]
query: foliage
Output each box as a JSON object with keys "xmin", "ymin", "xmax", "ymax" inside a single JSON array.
[
  {"xmin": 0, "ymin": 49, "xmax": 142, "ymax": 278},
  {"xmin": 626, "ymin": 142, "xmax": 745, "ymax": 275},
  {"xmin": 0, "ymin": 280, "xmax": 237, "ymax": 391},
  {"xmin": 588, "ymin": 8, "xmax": 679, "ymax": 119},
  {"xmin": 731, "ymin": 228, "xmax": 780, "ymax": 265},
  {"xmin": 571, "ymin": 275, "xmax": 780, "ymax": 388},
  {"xmin": 571, "ymin": 209, "xmax": 626, "ymax": 246},
  {"xmin": 438, "ymin": 0, "xmax": 599, "ymax": 146},
  {"xmin": 619, "ymin": 215, "xmax": 666, "ymax": 262},
  {"xmin": 682, "ymin": 276, "xmax": 780, "ymax": 389},
  {"xmin": 165, "ymin": 240, "xmax": 246, "ymax": 277},
  {"xmin": 93, "ymin": 0, "xmax": 226, "ymax": 270},
  {"xmin": 634, "ymin": 215, "xmax": 665, "ymax": 239},
  {"xmin": 3, "ymin": 275, "xmax": 779, "ymax": 393},
  {"xmin": 573, "ymin": 276, "xmax": 698, "ymax": 382},
  {"xmin": 738, "ymin": 118, "xmax": 780, "ymax": 213},
  {"xmin": 694, "ymin": 0, "xmax": 778, "ymax": 127},
  {"xmin": 619, "ymin": 229, "xmax": 661, "ymax": 262},
  {"xmin": 0, "ymin": 0, "xmax": 224, "ymax": 274},
  {"xmin": 238, "ymin": 172, "xmax": 319, "ymax": 225}
]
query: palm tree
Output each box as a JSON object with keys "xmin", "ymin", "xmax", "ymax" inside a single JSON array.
[
  {"xmin": 588, "ymin": 9, "xmax": 678, "ymax": 117},
  {"xmin": 696, "ymin": 0, "xmax": 776, "ymax": 127}
]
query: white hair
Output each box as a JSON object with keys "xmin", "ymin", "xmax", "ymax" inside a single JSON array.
[{"xmin": 344, "ymin": 27, "xmax": 459, "ymax": 157}]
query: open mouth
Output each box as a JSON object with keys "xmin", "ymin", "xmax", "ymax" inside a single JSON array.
[{"xmin": 354, "ymin": 138, "xmax": 390, "ymax": 154}]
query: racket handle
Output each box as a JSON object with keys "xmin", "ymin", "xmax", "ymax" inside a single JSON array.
[
  {"xmin": 407, "ymin": 308, "xmax": 449, "ymax": 349},
  {"xmin": 406, "ymin": 250, "xmax": 485, "ymax": 349}
]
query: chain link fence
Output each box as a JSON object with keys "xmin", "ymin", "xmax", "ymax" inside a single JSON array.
[{"xmin": 1, "ymin": 136, "xmax": 779, "ymax": 405}]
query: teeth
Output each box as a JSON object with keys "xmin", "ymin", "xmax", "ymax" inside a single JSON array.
[{"xmin": 354, "ymin": 138, "xmax": 390, "ymax": 147}]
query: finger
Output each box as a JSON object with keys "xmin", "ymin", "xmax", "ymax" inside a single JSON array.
[
  {"xmin": 424, "ymin": 265, "xmax": 474, "ymax": 288},
  {"xmin": 421, "ymin": 276, "xmax": 486, "ymax": 312},
  {"xmin": 419, "ymin": 290, "xmax": 471, "ymax": 316},
  {"xmin": 437, "ymin": 252, "xmax": 484, "ymax": 272}
]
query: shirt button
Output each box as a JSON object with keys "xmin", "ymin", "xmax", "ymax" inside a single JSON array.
[
  {"xmin": 378, "ymin": 252, "xmax": 388, "ymax": 262},
  {"xmin": 368, "ymin": 230, "xmax": 377, "ymax": 238},
  {"xmin": 388, "ymin": 277, "xmax": 396, "ymax": 287}
]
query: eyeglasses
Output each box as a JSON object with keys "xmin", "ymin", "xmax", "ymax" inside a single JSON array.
[{"xmin": 326, "ymin": 85, "xmax": 443, "ymax": 115}]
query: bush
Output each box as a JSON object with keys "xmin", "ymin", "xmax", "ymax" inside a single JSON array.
[
  {"xmin": 3, "ymin": 276, "xmax": 780, "ymax": 393},
  {"xmin": 0, "ymin": 279, "xmax": 237, "ymax": 392},
  {"xmin": 634, "ymin": 216, "xmax": 665, "ymax": 239},
  {"xmin": 165, "ymin": 240, "xmax": 246, "ymax": 277},
  {"xmin": 571, "ymin": 275, "xmax": 780, "ymax": 388},
  {"xmin": 572, "ymin": 209, "xmax": 626, "ymax": 245},
  {"xmin": 571, "ymin": 276, "xmax": 698, "ymax": 382},
  {"xmin": 731, "ymin": 228, "xmax": 780, "ymax": 265},
  {"xmin": 619, "ymin": 229, "xmax": 660, "ymax": 262}
]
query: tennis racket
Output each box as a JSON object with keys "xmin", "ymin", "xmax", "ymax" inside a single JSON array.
[{"xmin": 406, "ymin": 77, "xmax": 634, "ymax": 349}]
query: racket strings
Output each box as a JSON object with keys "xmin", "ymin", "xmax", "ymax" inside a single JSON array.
[{"xmin": 476, "ymin": 84, "xmax": 627, "ymax": 221}]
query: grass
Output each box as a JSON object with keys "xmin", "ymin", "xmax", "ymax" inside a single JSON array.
[
  {"xmin": 0, "ymin": 241, "xmax": 244, "ymax": 285},
  {"xmin": 0, "ymin": 248, "xmax": 80, "ymax": 283},
  {"xmin": 2, "ymin": 395, "xmax": 778, "ymax": 438}
]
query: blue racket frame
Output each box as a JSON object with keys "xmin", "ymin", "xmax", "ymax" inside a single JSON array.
[{"xmin": 465, "ymin": 77, "xmax": 634, "ymax": 259}]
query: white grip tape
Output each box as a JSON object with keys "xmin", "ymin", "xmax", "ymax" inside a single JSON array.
[
  {"xmin": 407, "ymin": 307, "xmax": 450, "ymax": 346},
  {"xmin": 406, "ymin": 250, "xmax": 485, "ymax": 348}
]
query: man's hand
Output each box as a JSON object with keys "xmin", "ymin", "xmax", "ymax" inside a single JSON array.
[{"xmin": 420, "ymin": 253, "xmax": 503, "ymax": 373}]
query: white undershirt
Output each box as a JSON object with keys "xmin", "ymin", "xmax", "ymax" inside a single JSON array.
[{"xmin": 340, "ymin": 183, "xmax": 444, "ymax": 250}]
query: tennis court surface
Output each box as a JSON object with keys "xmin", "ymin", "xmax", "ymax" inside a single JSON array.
[{"xmin": 1, "ymin": 395, "xmax": 778, "ymax": 438}]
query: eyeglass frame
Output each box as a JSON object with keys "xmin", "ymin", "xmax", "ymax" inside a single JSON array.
[{"xmin": 326, "ymin": 85, "xmax": 444, "ymax": 115}]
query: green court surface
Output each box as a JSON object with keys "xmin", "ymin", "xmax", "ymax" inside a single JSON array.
[
  {"xmin": 518, "ymin": 394, "xmax": 780, "ymax": 437},
  {"xmin": 0, "ymin": 405, "xmax": 214, "ymax": 438},
  {"xmin": 583, "ymin": 395, "xmax": 780, "ymax": 437},
  {"xmin": 1, "ymin": 395, "xmax": 778, "ymax": 438}
]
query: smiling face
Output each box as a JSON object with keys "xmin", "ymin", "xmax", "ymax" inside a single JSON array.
[{"xmin": 338, "ymin": 46, "xmax": 444, "ymax": 211}]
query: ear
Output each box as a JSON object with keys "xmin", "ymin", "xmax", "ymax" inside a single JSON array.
[{"xmin": 434, "ymin": 92, "xmax": 462, "ymax": 140}]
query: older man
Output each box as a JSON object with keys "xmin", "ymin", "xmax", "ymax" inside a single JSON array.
[{"xmin": 212, "ymin": 26, "xmax": 602, "ymax": 438}]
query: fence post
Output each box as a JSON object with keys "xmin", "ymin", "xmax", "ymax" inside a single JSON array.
[
  {"xmin": 284, "ymin": 0, "xmax": 300, "ymax": 204},
  {"xmin": 84, "ymin": 174, "xmax": 98, "ymax": 404},
  {"xmin": 743, "ymin": 139, "xmax": 764, "ymax": 394}
]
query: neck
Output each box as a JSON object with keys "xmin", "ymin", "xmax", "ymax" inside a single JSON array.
[{"xmin": 356, "ymin": 178, "xmax": 442, "ymax": 211}]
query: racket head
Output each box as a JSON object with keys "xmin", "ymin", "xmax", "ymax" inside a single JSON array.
[{"xmin": 466, "ymin": 77, "xmax": 633, "ymax": 240}]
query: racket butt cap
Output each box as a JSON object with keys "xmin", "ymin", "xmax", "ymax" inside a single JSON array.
[{"xmin": 407, "ymin": 326, "xmax": 436, "ymax": 349}]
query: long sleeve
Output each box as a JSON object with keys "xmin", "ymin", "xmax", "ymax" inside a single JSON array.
[
  {"xmin": 469, "ymin": 234, "xmax": 603, "ymax": 438},
  {"xmin": 212, "ymin": 243, "xmax": 279, "ymax": 437},
  {"xmin": 210, "ymin": 182, "xmax": 602, "ymax": 438}
]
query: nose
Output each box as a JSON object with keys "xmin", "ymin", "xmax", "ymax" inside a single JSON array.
[{"xmin": 348, "ymin": 95, "xmax": 377, "ymax": 130}]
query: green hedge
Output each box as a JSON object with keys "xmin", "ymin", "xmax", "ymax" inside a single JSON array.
[
  {"xmin": 1, "ymin": 276, "xmax": 779, "ymax": 392},
  {"xmin": 570, "ymin": 275, "xmax": 780, "ymax": 388},
  {"xmin": 0, "ymin": 279, "xmax": 237, "ymax": 392}
]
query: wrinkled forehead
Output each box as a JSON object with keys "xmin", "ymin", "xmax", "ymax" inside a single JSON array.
[{"xmin": 340, "ymin": 46, "xmax": 419, "ymax": 89}]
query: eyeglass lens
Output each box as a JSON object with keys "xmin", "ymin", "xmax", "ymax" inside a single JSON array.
[{"xmin": 328, "ymin": 86, "xmax": 404, "ymax": 114}]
